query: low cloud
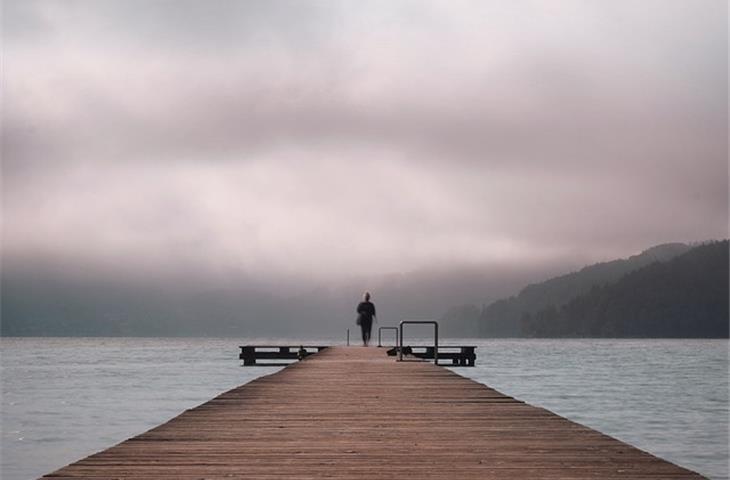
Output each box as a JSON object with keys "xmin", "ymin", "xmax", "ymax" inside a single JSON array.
[{"xmin": 3, "ymin": 0, "xmax": 727, "ymax": 291}]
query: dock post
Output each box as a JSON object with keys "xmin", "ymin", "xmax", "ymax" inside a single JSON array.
[
  {"xmin": 434, "ymin": 322, "xmax": 438, "ymax": 365},
  {"xmin": 346, "ymin": 328, "xmax": 350, "ymax": 346}
]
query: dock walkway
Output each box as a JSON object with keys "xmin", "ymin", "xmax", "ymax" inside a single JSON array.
[{"xmin": 43, "ymin": 346, "xmax": 705, "ymax": 479}]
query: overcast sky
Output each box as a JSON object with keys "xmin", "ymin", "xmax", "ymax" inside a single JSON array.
[{"xmin": 3, "ymin": 0, "xmax": 728, "ymax": 287}]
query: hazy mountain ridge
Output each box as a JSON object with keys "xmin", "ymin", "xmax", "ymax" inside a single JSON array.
[
  {"xmin": 521, "ymin": 240, "xmax": 729, "ymax": 337},
  {"xmin": 441, "ymin": 242, "xmax": 697, "ymax": 336}
]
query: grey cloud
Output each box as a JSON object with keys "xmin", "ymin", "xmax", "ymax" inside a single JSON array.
[
  {"xmin": 2, "ymin": 0, "xmax": 335, "ymax": 50},
  {"xmin": 2, "ymin": 0, "xmax": 727, "ymax": 304}
]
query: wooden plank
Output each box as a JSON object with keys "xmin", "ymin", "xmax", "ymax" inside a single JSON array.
[{"xmin": 41, "ymin": 346, "xmax": 706, "ymax": 479}]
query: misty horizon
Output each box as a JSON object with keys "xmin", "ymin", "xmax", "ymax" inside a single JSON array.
[{"xmin": 3, "ymin": 239, "xmax": 725, "ymax": 337}]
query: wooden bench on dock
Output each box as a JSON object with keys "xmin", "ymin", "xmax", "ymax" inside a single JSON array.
[
  {"xmin": 42, "ymin": 346, "xmax": 707, "ymax": 479},
  {"xmin": 387, "ymin": 345, "xmax": 477, "ymax": 366},
  {"xmin": 239, "ymin": 345, "xmax": 328, "ymax": 366}
]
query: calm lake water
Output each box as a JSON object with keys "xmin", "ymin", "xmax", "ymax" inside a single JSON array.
[{"xmin": 1, "ymin": 337, "xmax": 727, "ymax": 479}]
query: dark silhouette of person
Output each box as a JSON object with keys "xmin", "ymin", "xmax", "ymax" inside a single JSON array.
[{"xmin": 356, "ymin": 292, "xmax": 377, "ymax": 346}]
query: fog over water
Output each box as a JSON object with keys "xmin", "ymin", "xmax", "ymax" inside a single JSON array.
[{"xmin": 2, "ymin": 1, "xmax": 727, "ymax": 333}]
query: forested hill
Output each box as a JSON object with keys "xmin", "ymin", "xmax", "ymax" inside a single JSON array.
[
  {"xmin": 521, "ymin": 240, "xmax": 729, "ymax": 337},
  {"xmin": 456, "ymin": 242, "xmax": 692, "ymax": 337}
]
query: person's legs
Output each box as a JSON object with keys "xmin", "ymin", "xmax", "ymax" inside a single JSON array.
[
  {"xmin": 364, "ymin": 321, "xmax": 372, "ymax": 346},
  {"xmin": 360, "ymin": 323, "xmax": 368, "ymax": 346}
]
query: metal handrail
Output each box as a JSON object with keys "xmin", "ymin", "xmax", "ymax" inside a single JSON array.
[
  {"xmin": 377, "ymin": 326, "xmax": 399, "ymax": 347},
  {"xmin": 398, "ymin": 320, "xmax": 439, "ymax": 365}
]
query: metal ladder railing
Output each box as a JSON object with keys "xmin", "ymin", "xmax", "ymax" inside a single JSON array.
[
  {"xmin": 398, "ymin": 320, "xmax": 439, "ymax": 365},
  {"xmin": 377, "ymin": 326, "xmax": 399, "ymax": 347}
]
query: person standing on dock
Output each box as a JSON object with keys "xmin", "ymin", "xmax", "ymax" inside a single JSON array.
[{"xmin": 356, "ymin": 292, "xmax": 377, "ymax": 346}]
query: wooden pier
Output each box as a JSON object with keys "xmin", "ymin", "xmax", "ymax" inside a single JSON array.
[{"xmin": 42, "ymin": 346, "xmax": 705, "ymax": 479}]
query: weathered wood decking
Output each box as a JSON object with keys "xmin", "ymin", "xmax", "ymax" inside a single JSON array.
[{"xmin": 43, "ymin": 346, "xmax": 705, "ymax": 479}]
